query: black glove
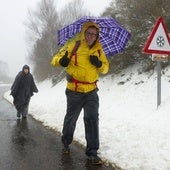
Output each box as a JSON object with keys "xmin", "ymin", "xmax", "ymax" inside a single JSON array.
[
  {"xmin": 59, "ymin": 51, "xmax": 70, "ymax": 67},
  {"xmin": 89, "ymin": 55, "xmax": 102, "ymax": 68}
]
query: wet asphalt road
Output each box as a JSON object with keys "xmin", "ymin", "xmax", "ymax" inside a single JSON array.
[{"xmin": 0, "ymin": 86, "xmax": 116, "ymax": 170}]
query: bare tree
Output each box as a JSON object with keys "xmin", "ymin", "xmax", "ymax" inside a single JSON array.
[
  {"xmin": 25, "ymin": 0, "xmax": 61, "ymax": 81},
  {"xmin": 102, "ymin": 0, "xmax": 170, "ymax": 73},
  {"xmin": 0, "ymin": 61, "xmax": 11, "ymax": 83},
  {"xmin": 25, "ymin": 0, "xmax": 92, "ymax": 82},
  {"xmin": 58, "ymin": 0, "xmax": 91, "ymax": 27}
]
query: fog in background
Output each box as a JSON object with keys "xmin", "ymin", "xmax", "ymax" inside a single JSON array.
[{"xmin": 0, "ymin": 0, "xmax": 110, "ymax": 78}]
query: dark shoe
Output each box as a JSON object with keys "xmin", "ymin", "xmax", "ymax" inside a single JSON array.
[
  {"xmin": 87, "ymin": 156, "xmax": 103, "ymax": 165},
  {"xmin": 17, "ymin": 112, "xmax": 21, "ymax": 119},
  {"xmin": 62, "ymin": 145, "xmax": 70, "ymax": 155},
  {"xmin": 22, "ymin": 116, "xmax": 27, "ymax": 119}
]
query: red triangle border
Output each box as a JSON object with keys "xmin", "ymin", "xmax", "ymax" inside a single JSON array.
[{"xmin": 143, "ymin": 16, "xmax": 170, "ymax": 54}]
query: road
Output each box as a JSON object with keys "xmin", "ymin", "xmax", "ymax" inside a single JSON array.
[{"xmin": 0, "ymin": 85, "xmax": 117, "ymax": 170}]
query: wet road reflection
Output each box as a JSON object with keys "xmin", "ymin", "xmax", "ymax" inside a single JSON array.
[{"xmin": 0, "ymin": 86, "xmax": 116, "ymax": 170}]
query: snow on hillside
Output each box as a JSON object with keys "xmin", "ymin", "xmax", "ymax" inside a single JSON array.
[{"xmin": 4, "ymin": 64, "xmax": 170, "ymax": 170}]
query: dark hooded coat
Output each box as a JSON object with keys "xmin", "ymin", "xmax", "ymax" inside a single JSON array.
[{"xmin": 10, "ymin": 65, "xmax": 38, "ymax": 110}]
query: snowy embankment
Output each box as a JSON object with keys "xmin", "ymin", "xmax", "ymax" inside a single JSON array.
[{"xmin": 4, "ymin": 64, "xmax": 170, "ymax": 170}]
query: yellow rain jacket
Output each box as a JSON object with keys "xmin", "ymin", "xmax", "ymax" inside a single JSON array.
[{"xmin": 51, "ymin": 21, "xmax": 109, "ymax": 93}]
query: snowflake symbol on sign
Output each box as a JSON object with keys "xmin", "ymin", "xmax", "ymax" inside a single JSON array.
[{"xmin": 156, "ymin": 36, "xmax": 165, "ymax": 47}]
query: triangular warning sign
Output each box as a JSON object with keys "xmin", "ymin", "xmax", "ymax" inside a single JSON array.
[{"xmin": 143, "ymin": 16, "xmax": 170, "ymax": 54}]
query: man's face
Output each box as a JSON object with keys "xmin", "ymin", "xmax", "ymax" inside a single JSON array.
[
  {"xmin": 24, "ymin": 68, "xmax": 29, "ymax": 74},
  {"xmin": 85, "ymin": 27, "xmax": 98, "ymax": 46}
]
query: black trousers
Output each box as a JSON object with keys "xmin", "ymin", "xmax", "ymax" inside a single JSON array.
[
  {"xmin": 13, "ymin": 97, "xmax": 30, "ymax": 117},
  {"xmin": 62, "ymin": 88, "xmax": 99, "ymax": 156}
]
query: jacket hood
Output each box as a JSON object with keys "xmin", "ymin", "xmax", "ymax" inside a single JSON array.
[
  {"xmin": 80, "ymin": 21, "xmax": 100, "ymax": 43},
  {"xmin": 22, "ymin": 65, "xmax": 30, "ymax": 72}
]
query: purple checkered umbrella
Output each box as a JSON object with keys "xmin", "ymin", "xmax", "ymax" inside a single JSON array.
[{"xmin": 58, "ymin": 16, "xmax": 131, "ymax": 57}]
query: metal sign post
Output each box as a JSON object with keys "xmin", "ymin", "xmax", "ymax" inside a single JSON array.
[
  {"xmin": 157, "ymin": 60, "xmax": 161, "ymax": 107},
  {"xmin": 152, "ymin": 54, "xmax": 168, "ymax": 108},
  {"xmin": 143, "ymin": 17, "xmax": 170, "ymax": 108}
]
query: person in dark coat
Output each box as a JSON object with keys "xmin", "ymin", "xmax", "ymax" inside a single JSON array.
[{"xmin": 10, "ymin": 65, "xmax": 38, "ymax": 119}]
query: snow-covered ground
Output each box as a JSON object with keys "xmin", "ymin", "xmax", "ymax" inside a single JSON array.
[{"xmin": 3, "ymin": 64, "xmax": 170, "ymax": 170}]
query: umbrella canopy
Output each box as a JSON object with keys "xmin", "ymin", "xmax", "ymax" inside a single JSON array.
[{"xmin": 57, "ymin": 16, "xmax": 131, "ymax": 57}]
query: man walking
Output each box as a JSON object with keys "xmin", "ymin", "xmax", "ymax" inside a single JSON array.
[
  {"xmin": 51, "ymin": 21, "xmax": 109, "ymax": 165},
  {"xmin": 10, "ymin": 65, "xmax": 38, "ymax": 119}
]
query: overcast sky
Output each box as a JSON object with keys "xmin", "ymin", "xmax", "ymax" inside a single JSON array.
[{"xmin": 0, "ymin": 0, "xmax": 111, "ymax": 77}]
